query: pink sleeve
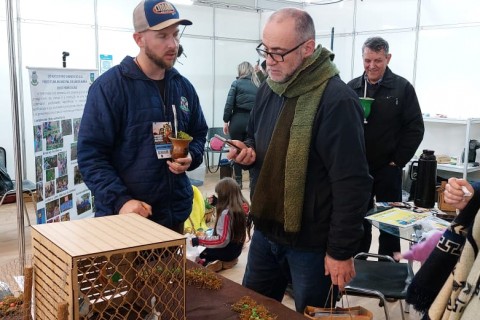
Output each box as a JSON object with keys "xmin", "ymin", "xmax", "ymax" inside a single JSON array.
[
  {"xmin": 401, "ymin": 250, "xmax": 414, "ymax": 260},
  {"xmin": 407, "ymin": 230, "xmax": 444, "ymax": 262}
]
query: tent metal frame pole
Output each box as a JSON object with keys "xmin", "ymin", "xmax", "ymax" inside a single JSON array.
[{"xmin": 5, "ymin": 0, "xmax": 26, "ymax": 271}]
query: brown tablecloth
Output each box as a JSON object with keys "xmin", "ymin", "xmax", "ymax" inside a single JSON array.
[{"xmin": 186, "ymin": 260, "xmax": 305, "ymax": 319}]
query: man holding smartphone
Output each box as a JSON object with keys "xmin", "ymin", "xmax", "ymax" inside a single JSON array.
[{"xmin": 227, "ymin": 7, "xmax": 372, "ymax": 314}]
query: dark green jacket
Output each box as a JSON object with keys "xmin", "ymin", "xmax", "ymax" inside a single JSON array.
[{"xmin": 223, "ymin": 76, "xmax": 258, "ymax": 122}]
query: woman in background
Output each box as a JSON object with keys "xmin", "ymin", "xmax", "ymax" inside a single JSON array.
[{"xmin": 223, "ymin": 61, "xmax": 260, "ymax": 188}]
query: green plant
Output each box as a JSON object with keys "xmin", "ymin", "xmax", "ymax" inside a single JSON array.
[
  {"xmin": 204, "ymin": 198, "xmax": 213, "ymax": 210},
  {"xmin": 176, "ymin": 131, "xmax": 192, "ymax": 139}
]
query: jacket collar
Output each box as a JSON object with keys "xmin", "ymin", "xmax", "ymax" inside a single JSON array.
[
  {"xmin": 351, "ymin": 66, "xmax": 395, "ymax": 90},
  {"xmin": 376, "ymin": 67, "xmax": 395, "ymax": 88}
]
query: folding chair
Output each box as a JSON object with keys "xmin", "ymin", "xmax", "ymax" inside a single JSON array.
[
  {"xmin": 204, "ymin": 127, "xmax": 230, "ymax": 173},
  {"xmin": 344, "ymin": 252, "xmax": 414, "ymax": 320},
  {"xmin": 0, "ymin": 147, "xmax": 35, "ymax": 226}
]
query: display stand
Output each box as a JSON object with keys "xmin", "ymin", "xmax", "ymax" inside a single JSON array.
[{"xmin": 422, "ymin": 117, "xmax": 480, "ymax": 180}]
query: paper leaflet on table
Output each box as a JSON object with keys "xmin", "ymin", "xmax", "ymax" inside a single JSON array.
[
  {"xmin": 421, "ymin": 216, "xmax": 450, "ymax": 231},
  {"xmin": 366, "ymin": 208, "xmax": 431, "ymax": 228}
]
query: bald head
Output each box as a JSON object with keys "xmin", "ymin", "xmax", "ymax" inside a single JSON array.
[
  {"xmin": 267, "ymin": 8, "xmax": 315, "ymax": 42},
  {"xmin": 261, "ymin": 8, "xmax": 316, "ymax": 83}
]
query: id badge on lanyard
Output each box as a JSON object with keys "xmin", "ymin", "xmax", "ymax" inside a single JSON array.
[{"xmin": 152, "ymin": 121, "xmax": 173, "ymax": 159}]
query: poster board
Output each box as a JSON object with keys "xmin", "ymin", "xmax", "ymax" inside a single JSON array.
[{"xmin": 27, "ymin": 67, "xmax": 97, "ymax": 223}]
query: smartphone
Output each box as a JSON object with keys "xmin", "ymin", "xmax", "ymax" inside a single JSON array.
[{"xmin": 214, "ymin": 134, "xmax": 244, "ymax": 152}]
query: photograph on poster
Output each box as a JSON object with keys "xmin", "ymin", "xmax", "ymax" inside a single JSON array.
[
  {"xmin": 61, "ymin": 119, "xmax": 72, "ymax": 136},
  {"xmin": 36, "ymin": 208, "xmax": 45, "ymax": 225},
  {"xmin": 34, "ymin": 125, "xmax": 42, "ymax": 152},
  {"xmin": 45, "ymin": 198, "xmax": 60, "ymax": 220},
  {"xmin": 44, "ymin": 154, "xmax": 57, "ymax": 170},
  {"xmin": 56, "ymin": 176, "xmax": 68, "ymax": 193},
  {"xmin": 43, "ymin": 121, "xmax": 63, "ymax": 151},
  {"xmin": 76, "ymin": 192, "xmax": 92, "ymax": 215},
  {"xmin": 73, "ymin": 118, "xmax": 81, "ymax": 141},
  {"xmin": 71, "ymin": 143, "xmax": 77, "ymax": 161},
  {"xmin": 57, "ymin": 151, "xmax": 68, "ymax": 177},
  {"xmin": 44, "ymin": 180, "xmax": 55, "ymax": 198},
  {"xmin": 35, "ymin": 156, "xmax": 42, "ymax": 182},
  {"xmin": 45, "ymin": 168, "xmax": 55, "ymax": 182},
  {"xmin": 36, "ymin": 181, "xmax": 43, "ymax": 202},
  {"xmin": 47, "ymin": 216, "xmax": 60, "ymax": 223},
  {"xmin": 60, "ymin": 193, "xmax": 73, "ymax": 212},
  {"xmin": 42, "ymin": 121, "xmax": 60, "ymax": 138},
  {"xmin": 73, "ymin": 165, "xmax": 83, "ymax": 185},
  {"xmin": 46, "ymin": 132, "xmax": 63, "ymax": 151}
]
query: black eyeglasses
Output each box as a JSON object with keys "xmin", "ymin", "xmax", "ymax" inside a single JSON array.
[{"xmin": 256, "ymin": 40, "xmax": 308, "ymax": 62}]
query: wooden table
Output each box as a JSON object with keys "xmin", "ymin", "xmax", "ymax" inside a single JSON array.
[{"xmin": 186, "ymin": 260, "xmax": 305, "ymax": 319}]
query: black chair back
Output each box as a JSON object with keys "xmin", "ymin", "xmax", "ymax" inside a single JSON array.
[
  {"xmin": 204, "ymin": 127, "xmax": 230, "ymax": 173},
  {"xmin": 207, "ymin": 127, "xmax": 228, "ymax": 141}
]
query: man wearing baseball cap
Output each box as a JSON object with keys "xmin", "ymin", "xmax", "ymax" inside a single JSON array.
[
  {"xmin": 133, "ymin": 0, "xmax": 192, "ymax": 32},
  {"xmin": 78, "ymin": 0, "xmax": 208, "ymax": 233}
]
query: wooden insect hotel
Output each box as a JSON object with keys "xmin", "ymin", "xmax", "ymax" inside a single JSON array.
[{"xmin": 31, "ymin": 213, "xmax": 186, "ymax": 319}]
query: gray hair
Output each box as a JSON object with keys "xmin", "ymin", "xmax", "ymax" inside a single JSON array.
[
  {"xmin": 362, "ymin": 37, "xmax": 389, "ymax": 55},
  {"xmin": 268, "ymin": 8, "xmax": 315, "ymax": 42}
]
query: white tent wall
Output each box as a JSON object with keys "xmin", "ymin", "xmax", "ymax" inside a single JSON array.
[
  {"xmin": 1, "ymin": 0, "xmax": 480, "ymax": 182},
  {"xmin": 0, "ymin": 0, "xmax": 263, "ymax": 181}
]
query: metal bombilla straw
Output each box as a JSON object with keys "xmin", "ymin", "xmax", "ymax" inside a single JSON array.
[
  {"xmin": 363, "ymin": 79, "xmax": 368, "ymax": 124},
  {"xmin": 364, "ymin": 79, "xmax": 367, "ymax": 99},
  {"xmin": 172, "ymin": 104, "xmax": 178, "ymax": 138}
]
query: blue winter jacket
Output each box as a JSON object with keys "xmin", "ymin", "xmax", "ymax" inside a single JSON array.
[{"xmin": 77, "ymin": 56, "xmax": 208, "ymax": 228}]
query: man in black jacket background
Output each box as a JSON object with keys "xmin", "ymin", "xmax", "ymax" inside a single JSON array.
[{"xmin": 348, "ymin": 37, "xmax": 424, "ymax": 258}]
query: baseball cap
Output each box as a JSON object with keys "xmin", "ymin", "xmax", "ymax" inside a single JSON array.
[{"xmin": 133, "ymin": 0, "xmax": 192, "ymax": 33}]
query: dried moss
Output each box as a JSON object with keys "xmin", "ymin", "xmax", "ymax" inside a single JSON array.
[
  {"xmin": 231, "ymin": 296, "xmax": 277, "ymax": 320},
  {"xmin": 185, "ymin": 267, "xmax": 222, "ymax": 290},
  {"xmin": 0, "ymin": 294, "xmax": 24, "ymax": 318}
]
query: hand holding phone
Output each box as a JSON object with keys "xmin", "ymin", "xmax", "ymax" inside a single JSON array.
[{"xmin": 214, "ymin": 134, "xmax": 243, "ymax": 153}]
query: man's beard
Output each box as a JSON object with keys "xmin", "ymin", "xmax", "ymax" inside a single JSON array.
[{"xmin": 145, "ymin": 45, "xmax": 176, "ymax": 70}]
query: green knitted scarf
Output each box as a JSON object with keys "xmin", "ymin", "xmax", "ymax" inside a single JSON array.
[{"xmin": 251, "ymin": 45, "xmax": 339, "ymax": 233}]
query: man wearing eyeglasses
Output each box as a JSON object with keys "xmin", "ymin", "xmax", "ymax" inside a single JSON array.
[{"xmin": 227, "ymin": 7, "xmax": 372, "ymax": 313}]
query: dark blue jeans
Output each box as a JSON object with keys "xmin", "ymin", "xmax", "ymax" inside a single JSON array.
[{"xmin": 242, "ymin": 230, "xmax": 337, "ymax": 313}]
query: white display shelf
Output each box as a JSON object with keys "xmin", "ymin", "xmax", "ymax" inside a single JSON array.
[
  {"xmin": 422, "ymin": 117, "xmax": 480, "ymax": 179},
  {"xmin": 437, "ymin": 163, "xmax": 480, "ymax": 174},
  {"xmin": 423, "ymin": 117, "xmax": 480, "ymax": 125}
]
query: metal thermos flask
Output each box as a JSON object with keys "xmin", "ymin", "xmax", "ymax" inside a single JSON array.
[{"xmin": 409, "ymin": 149, "xmax": 437, "ymax": 208}]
